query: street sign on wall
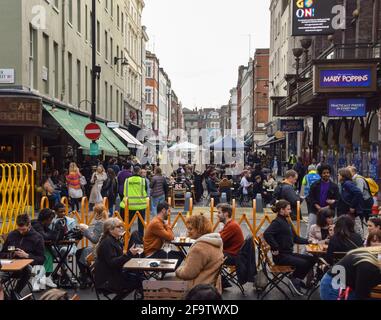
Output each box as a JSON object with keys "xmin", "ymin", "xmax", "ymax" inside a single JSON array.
[
  {"xmin": 328, "ymin": 99, "xmax": 366, "ymax": 117},
  {"xmin": 84, "ymin": 122, "xmax": 102, "ymax": 141},
  {"xmin": 292, "ymin": 0, "xmax": 337, "ymax": 36},
  {"xmin": 0, "ymin": 69, "xmax": 15, "ymax": 83},
  {"xmin": 280, "ymin": 120, "xmax": 304, "ymax": 132}
]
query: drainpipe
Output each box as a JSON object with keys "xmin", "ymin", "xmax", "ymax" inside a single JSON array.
[{"xmin": 61, "ymin": 0, "xmax": 66, "ymax": 102}]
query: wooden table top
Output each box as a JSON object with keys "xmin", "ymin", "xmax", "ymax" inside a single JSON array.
[
  {"xmin": 123, "ymin": 259, "xmax": 178, "ymax": 272},
  {"xmin": 0, "ymin": 259, "xmax": 34, "ymax": 272},
  {"xmin": 306, "ymin": 244, "xmax": 328, "ymax": 254},
  {"xmin": 171, "ymin": 237, "xmax": 195, "ymax": 246}
]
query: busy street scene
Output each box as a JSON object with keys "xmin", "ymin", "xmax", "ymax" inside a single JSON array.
[{"xmin": 0, "ymin": 0, "xmax": 381, "ymax": 304}]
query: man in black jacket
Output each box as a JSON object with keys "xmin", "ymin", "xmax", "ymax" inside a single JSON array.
[
  {"xmin": 0, "ymin": 214, "xmax": 45, "ymax": 296},
  {"xmin": 264, "ymin": 200, "xmax": 315, "ymax": 296},
  {"xmin": 307, "ymin": 164, "xmax": 340, "ymax": 233}
]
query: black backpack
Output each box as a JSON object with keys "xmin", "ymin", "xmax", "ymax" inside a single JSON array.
[{"xmin": 270, "ymin": 183, "xmax": 284, "ymax": 206}]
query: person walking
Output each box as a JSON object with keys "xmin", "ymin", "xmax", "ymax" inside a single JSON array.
[
  {"xmin": 119, "ymin": 166, "xmax": 148, "ymax": 238},
  {"xmin": 293, "ymin": 157, "xmax": 306, "ymax": 192},
  {"xmin": 101, "ymin": 168, "xmax": 118, "ymax": 216},
  {"xmin": 89, "ymin": 165, "xmax": 107, "ymax": 210},
  {"xmin": 150, "ymin": 167, "xmax": 168, "ymax": 216},
  {"xmin": 271, "ymin": 156, "xmax": 280, "ymax": 179},
  {"xmin": 66, "ymin": 162, "xmax": 83, "ymax": 212},
  {"xmin": 117, "ymin": 162, "xmax": 133, "ymax": 205}
]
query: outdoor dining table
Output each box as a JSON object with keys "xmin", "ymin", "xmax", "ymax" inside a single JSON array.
[
  {"xmin": 0, "ymin": 259, "xmax": 34, "ymax": 299},
  {"xmin": 171, "ymin": 237, "xmax": 195, "ymax": 258},
  {"xmin": 306, "ymin": 244, "xmax": 328, "ymax": 255},
  {"xmin": 123, "ymin": 258, "xmax": 178, "ymax": 280}
]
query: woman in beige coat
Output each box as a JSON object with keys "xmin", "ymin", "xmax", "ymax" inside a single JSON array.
[{"xmin": 176, "ymin": 214, "xmax": 224, "ymax": 293}]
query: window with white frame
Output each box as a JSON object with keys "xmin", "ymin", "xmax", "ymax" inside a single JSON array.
[
  {"xmin": 146, "ymin": 60, "xmax": 153, "ymax": 78},
  {"xmin": 145, "ymin": 87, "xmax": 153, "ymax": 104}
]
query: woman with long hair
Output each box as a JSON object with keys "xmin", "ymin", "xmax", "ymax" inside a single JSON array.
[
  {"xmin": 264, "ymin": 200, "xmax": 316, "ymax": 296},
  {"xmin": 320, "ymin": 246, "xmax": 381, "ymax": 300},
  {"xmin": 94, "ymin": 218, "xmax": 142, "ymax": 296},
  {"xmin": 308, "ymin": 208, "xmax": 335, "ymax": 245},
  {"xmin": 326, "ymin": 215, "xmax": 364, "ymax": 265},
  {"xmin": 66, "ymin": 162, "xmax": 83, "ymax": 212},
  {"xmin": 89, "ymin": 165, "xmax": 107, "ymax": 209}
]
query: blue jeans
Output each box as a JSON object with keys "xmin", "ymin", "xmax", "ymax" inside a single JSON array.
[
  {"xmin": 151, "ymin": 195, "xmax": 165, "ymax": 215},
  {"xmin": 320, "ymin": 273, "xmax": 357, "ymax": 300}
]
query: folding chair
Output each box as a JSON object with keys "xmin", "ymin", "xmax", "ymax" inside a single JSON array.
[
  {"xmin": 143, "ymin": 280, "xmax": 188, "ymax": 300},
  {"xmin": 256, "ymin": 235, "xmax": 295, "ymax": 300},
  {"xmin": 221, "ymin": 264, "xmax": 245, "ymax": 295},
  {"xmin": 173, "ymin": 188, "xmax": 187, "ymax": 208}
]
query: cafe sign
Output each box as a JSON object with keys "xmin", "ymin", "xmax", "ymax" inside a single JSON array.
[
  {"xmin": 0, "ymin": 96, "xmax": 42, "ymax": 126},
  {"xmin": 314, "ymin": 63, "xmax": 377, "ymax": 93}
]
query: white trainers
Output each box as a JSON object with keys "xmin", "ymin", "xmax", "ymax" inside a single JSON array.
[
  {"xmin": 45, "ymin": 276, "xmax": 57, "ymax": 288},
  {"xmin": 39, "ymin": 276, "xmax": 46, "ymax": 290},
  {"xmin": 32, "ymin": 279, "xmax": 40, "ymax": 292}
]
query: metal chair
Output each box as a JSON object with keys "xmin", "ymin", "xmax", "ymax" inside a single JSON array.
[{"xmin": 256, "ymin": 235, "xmax": 295, "ymax": 300}]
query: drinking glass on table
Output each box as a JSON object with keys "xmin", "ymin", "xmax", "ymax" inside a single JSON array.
[
  {"xmin": 7, "ymin": 246, "xmax": 16, "ymax": 259},
  {"xmin": 163, "ymin": 242, "xmax": 172, "ymax": 262},
  {"xmin": 135, "ymin": 244, "xmax": 144, "ymax": 265}
]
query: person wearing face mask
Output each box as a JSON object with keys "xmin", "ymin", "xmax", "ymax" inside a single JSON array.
[
  {"xmin": 0, "ymin": 214, "xmax": 45, "ymax": 297},
  {"xmin": 94, "ymin": 218, "xmax": 142, "ymax": 296}
]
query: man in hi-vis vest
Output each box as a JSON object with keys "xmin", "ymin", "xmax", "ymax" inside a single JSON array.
[{"xmin": 120, "ymin": 165, "xmax": 148, "ymax": 238}]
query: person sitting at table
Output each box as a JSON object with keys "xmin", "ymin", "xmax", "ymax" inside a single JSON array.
[
  {"xmin": 94, "ymin": 218, "xmax": 143, "ymax": 297},
  {"xmin": 366, "ymin": 217, "xmax": 381, "ymax": 241},
  {"xmin": 143, "ymin": 202, "xmax": 183, "ymax": 267},
  {"xmin": 31, "ymin": 208, "xmax": 58, "ymax": 289},
  {"xmin": 263, "ymin": 174, "xmax": 277, "ymax": 191},
  {"xmin": 175, "ymin": 214, "xmax": 224, "ymax": 293},
  {"xmin": 326, "ymin": 215, "xmax": 364, "ymax": 265},
  {"xmin": 320, "ymin": 246, "xmax": 381, "ymax": 300},
  {"xmin": 308, "ymin": 208, "xmax": 335, "ymax": 245},
  {"xmin": 207, "ymin": 171, "xmax": 221, "ymax": 204},
  {"xmin": 366, "ymin": 230, "xmax": 381, "ymax": 247},
  {"xmin": 218, "ymin": 175, "xmax": 232, "ymax": 203},
  {"xmin": 217, "ymin": 203, "xmax": 244, "ymax": 266},
  {"xmin": 76, "ymin": 203, "xmax": 108, "ymax": 288},
  {"xmin": 0, "ymin": 214, "xmax": 45, "ymax": 297},
  {"xmin": 263, "ymin": 200, "xmax": 316, "ymax": 296}
]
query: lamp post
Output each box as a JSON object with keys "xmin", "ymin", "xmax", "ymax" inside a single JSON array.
[{"xmin": 91, "ymin": 0, "xmax": 97, "ymax": 123}]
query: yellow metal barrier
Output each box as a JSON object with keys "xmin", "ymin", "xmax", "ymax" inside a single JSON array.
[
  {"xmin": 0, "ymin": 163, "xmax": 35, "ymax": 235},
  {"xmin": 40, "ymin": 196, "xmax": 49, "ymax": 209}
]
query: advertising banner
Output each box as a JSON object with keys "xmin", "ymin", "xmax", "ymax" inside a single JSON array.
[
  {"xmin": 320, "ymin": 69, "xmax": 372, "ymax": 88},
  {"xmin": 292, "ymin": 0, "xmax": 336, "ymax": 36},
  {"xmin": 328, "ymin": 99, "xmax": 366, "ymax": 117}
]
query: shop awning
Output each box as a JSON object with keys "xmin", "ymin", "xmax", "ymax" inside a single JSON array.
[
  {"xmin": 96, "ymin": 122, "xmax": 130, "ymax": 155},
  {"xmin": 113, "ymin": 128, "xmax": 143, "ymax": 149},
  {"xmin": 257, "ymin": 136, "xmax": 285, "ymax": 148},
  {"xmin": 44, "ymin": 105, "xmax": 118, "ymax": 156}
]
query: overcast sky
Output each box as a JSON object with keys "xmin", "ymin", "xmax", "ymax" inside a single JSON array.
[{"xmin": 142, "ymin": 0, "xmax": 271, "ymax": 110}]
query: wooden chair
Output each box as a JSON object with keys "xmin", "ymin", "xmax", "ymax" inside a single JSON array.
[
  {"xmin": 173, "ymin": 188, "xmax": 187, "ymax": 208},
  {"xmin": 256, "ymin": 235, "xmax": 295, "ymax": 300},
  {"xmin": 143, "ymin": 280, "xmax": 188, "ymax": 300},
  {"xmin": 70, "ymin": 294, "xmax": 80, "ymax": 300}
]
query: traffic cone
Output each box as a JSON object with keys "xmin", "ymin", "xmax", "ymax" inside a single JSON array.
[{"xmin": 371, "ymin": 196, "xmax": 379, "ymax": 216}]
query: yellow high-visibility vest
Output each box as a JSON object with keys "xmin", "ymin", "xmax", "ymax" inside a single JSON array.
[{"xmin": 120, "ymin": 175, "xmax": 147, "ymax": 210}]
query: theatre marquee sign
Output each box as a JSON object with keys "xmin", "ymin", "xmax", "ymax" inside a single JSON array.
[
  {"xmin": 313, "ymin": 63, "xmax": 377, "ymax": 93},
  {"xmin": 0, "ymin": 96, "xmax": 42, "ymax": 126}
]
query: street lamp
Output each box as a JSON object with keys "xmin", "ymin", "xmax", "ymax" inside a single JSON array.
[{"xmin": 292, "ymin": 48, "xmax": 304, "ymax": 80}]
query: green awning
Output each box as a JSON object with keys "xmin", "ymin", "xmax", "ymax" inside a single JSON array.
[
  {"xmin": 97, "ymin": 121, "xmax": 130, "ymax": 155},
  {"xmin": 44, "ymin": 105, "xmax": 90, "ymax": 150},
  {"xmin": 44, "ymin": 105, "xmax": 118, "ymax": 156},
  {"xmin": 69, "ymin": 113, "xmax": 118, "ymax": 157}
]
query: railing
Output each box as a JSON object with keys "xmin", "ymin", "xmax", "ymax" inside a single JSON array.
[{"xmin": 0, "ymin": 163, "xmax": 34, "ymax": 235}]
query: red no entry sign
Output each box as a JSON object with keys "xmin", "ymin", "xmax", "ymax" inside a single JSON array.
[{"xmin": 84, "ymin": 123, "xmax": 101, "ymax": 141}]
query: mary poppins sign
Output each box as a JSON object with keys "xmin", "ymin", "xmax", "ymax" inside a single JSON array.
[
  {"xmin": 314, "ymin": 63, "xmax": 377, "ymax": 93},
  {"xmin": 292, "ymin": 0, "xmax": 345, "ymax": 36}
]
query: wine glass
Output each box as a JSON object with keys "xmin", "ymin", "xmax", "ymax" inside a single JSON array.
[
  {"xmin": 135, "ymin": 244, "xmax": 144, "ymax": 265},
  {"xmin": 163, "ymin": 242, "xmax": 172, "ymax": 262}
]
